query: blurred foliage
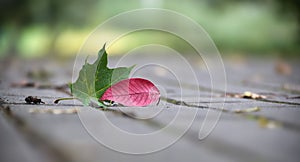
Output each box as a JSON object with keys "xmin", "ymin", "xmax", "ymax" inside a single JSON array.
[{"xmin": 0, "ymin": 0, "xmax": 299, "ymax": 58}]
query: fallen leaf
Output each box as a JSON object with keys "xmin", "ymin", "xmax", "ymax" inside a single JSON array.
[
  {"xmin": 234, "ymin": 107, "xmax": 261, "ymax": 113},
  {"xmin": 275, "ymin": 60, "xmax": 292, "ymax": 76},
  {"xmin": 258, "ymin": 117, "xmax": 281, "ymax": 129},
  {"xmin": 241, "ymin": 91, "xmax": 266, "ymax": 99},
  {"xmin": 70, "ymin": 44, "xmax": 134, "ymax": 106},
  {"xmin": 101, "ymin": 78, "xmax": 160, "ymax": 106}
]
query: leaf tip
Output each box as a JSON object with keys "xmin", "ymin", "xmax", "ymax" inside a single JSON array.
[
  {"xmin": 130, "ymin": 64, "xmax": 136, "ymax": 70},
  {"xmin": 98, "ymin": 43, "xmax": 107, "ymax": 56},
  {"xmin": 68, "ymin": 82, "xmax": 73, "ymax": 91},
  {"xmin": 84, "ymin": 56, "xmax": 90, "ymax": 64}
]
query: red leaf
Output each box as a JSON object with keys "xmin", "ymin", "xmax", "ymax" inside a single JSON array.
[{"xmin": 100, "ymin": 78, "xmax": 160, "ymax": 106}]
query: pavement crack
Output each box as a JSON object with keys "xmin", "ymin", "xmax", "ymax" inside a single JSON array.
[
  {"xmin": 160, "ymin": 96, "xmax": 300, "ymax": 132},
  {"xmin": 0, "ymin": 100, "xmax": 73, "ymax": 162}
]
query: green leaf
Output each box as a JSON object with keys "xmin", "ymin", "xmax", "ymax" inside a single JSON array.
[
  {"xmin": 70, "ymin": 44, "xmax": 134, "ymax": 106},
  {"xmin": 95, "ymin": 54, "xmax": 134, "ymax": 99}
]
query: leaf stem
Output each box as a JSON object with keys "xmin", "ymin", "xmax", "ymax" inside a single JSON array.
[{"xmin": 54, "ymin": 97, "xmax": 76, "ymax": 104}]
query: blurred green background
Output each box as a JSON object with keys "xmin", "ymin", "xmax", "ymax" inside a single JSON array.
[{"xmin": 0, "ymin": 0, "xmax": 299, "ymax": 58}]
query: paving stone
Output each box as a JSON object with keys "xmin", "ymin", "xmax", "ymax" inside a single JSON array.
[{"xmin": 1, "ymin": 56, "xmax": 300, "ymax": 162}]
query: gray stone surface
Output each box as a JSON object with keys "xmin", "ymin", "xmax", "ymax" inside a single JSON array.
[{"xmin": 0, "ymin": 56, "xmax": 300, "ymax": 162}]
